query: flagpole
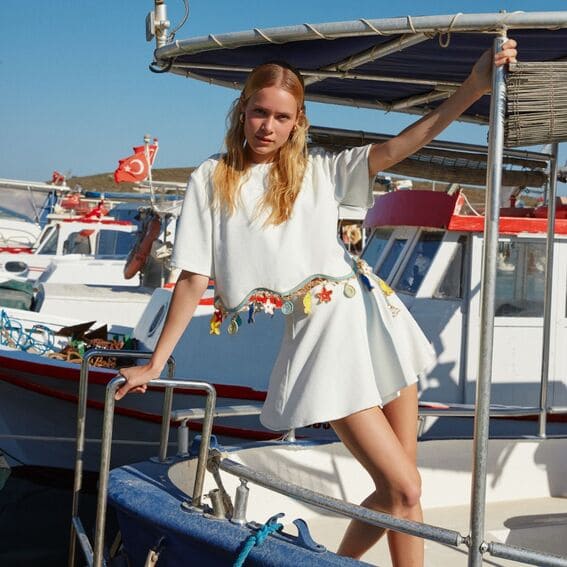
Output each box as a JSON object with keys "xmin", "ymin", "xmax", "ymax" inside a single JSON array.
[{"xmin": 144, "ymin": 133, "xmax": 156, "ymax": 206}]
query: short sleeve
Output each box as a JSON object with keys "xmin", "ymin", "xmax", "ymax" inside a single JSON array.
[
  {"xmin": 171, "ymin": 161, "xmax": 214, "ymax": 278},
  {"xmin": 323, "ymin": 145, "xmax": 374, "ymax": 209}
]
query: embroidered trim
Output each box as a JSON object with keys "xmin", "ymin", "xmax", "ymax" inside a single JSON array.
[{"xmin": 209, "ymin": 260, "xmax": 399, "ymax": 335}]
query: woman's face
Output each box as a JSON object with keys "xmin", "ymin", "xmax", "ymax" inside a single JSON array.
[{"xmin": 242, "ymin": 86, "xmax": 299, "ymax": 164}]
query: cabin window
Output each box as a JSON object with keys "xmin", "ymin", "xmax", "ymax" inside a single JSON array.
[
  {"xmin": 397, "ymin": 232, "xmax": 443, "ymax": 295},
  {"xmin": 361, "ymin": 228, "xmax": 392, "ymax": 270},
  {"xmin": 36, "ymin": 226, "xmax": 58, "ymax": 255},
  {"xmin": 495, "ymin": 239, "xmax": 545, "ymax": 317},
  {"xmin": 434, "ymin": 236, "xmax": 467, "ymax": 299},
  {"xmin": 96, "ymin": 230, "xmax": 138, "ymax": 258},
  {"xmin": 377, "ymin": 238, "xmax": 407, "ymax": 280},
  {"xmin": 63, "ymin": 231, "xmax": 92, "ymax": 255}
]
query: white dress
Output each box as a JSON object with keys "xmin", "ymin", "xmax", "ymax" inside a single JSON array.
[{"xmin": 172, "ymin": 146, "xmax": 435, "ymax": 431}]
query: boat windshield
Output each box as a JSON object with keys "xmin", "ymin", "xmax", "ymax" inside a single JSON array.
[
  {"xmin": 361, "ymin": 228, "xmax": 392, "ymax": 269},
  {"xmin": 96, "ymin": 230, "xmax": 138, "ymax": 258},
  {"xmin": 378, "ymin": 238, "xmax": 407, "ymax": 280},
  {"xmin": 435, "ymin": 235, "xmax": 467, "ymax": 299},
  {"xmin": 495, "ymin": 239, "xmax": 546, "ymax": 317},
  {"xmin": 397, "ymin": 231, "xmax": 443, "ymax": 295},
  {"xmin": 36, "ymin": 226, "xmax": 58, "ymax": 255}
]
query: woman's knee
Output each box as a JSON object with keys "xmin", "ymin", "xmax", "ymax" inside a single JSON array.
[{"xmin": 384, "ymin": 470, "xmax": 421, "ymax": 516}]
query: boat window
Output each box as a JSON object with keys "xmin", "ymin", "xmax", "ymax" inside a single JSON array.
[
  {"xmin": 96, "ymin": 230, "xmax": 138, "ymax": 258},
  {"xmin": 377, "ymin": 238, "xmax": 407, "ymax": 280},
  {"xmin": 495, "ymin": 239, "xmax": 545, "ymax": 317},
  {"xmin": 63, "ymin": 231, "xmax": 92, "ymax": 255},
  {"xmin": 397, "ymin": 232, "xmax": 443, "ymax": 295},
  {"xmin": 361, "ymin": 228, "xmax": 392, "ymax": 269},
  {"xmin": 434, "ymin": 235, "xmax": 467, "ymax": 299},
  {"xmin": 36, "ymin": 226, "xmax": 58, "ymax": 255}
]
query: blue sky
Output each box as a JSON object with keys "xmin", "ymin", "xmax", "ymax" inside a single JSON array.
[{"xmin": 1, "ymin": 0, "xmax": 566, "ymax": 184}]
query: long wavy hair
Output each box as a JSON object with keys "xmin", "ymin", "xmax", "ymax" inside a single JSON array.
[{"xmin": 212, "ymin": 62, "xmax": 309, "ymax": 225}]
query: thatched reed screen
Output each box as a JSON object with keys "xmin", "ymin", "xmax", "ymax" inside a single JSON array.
[{"xmin": 505, "ymin": 61, "xmax": 567, "ymax": 147}]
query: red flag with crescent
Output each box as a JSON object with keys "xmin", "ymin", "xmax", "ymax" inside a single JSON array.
[{"xmin": 114, "ymin": 140, "xmax": 158, "ymax": 184}]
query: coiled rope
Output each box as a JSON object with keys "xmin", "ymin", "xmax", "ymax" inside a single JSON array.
[{"xmin": 0, "ymin": 310, "xmax": 55, "ymax": 354}]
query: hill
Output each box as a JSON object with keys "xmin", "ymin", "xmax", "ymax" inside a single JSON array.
[{"xmin": 65, "ymin": 168, "xmax": 195, "ymax": 192}]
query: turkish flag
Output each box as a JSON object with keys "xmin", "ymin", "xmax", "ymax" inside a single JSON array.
[{"xmin": 114, "ymin": 141, "xmax": 158, "ymax": 184}]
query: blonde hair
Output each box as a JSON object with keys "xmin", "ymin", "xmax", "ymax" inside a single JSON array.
[{"xmin": 212, "ymin": 62, "xmax": 309, "ymax": 225}]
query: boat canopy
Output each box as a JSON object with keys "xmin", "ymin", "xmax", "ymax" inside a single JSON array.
[
  {"xmin": 152, "ymin": 12, "xmax": 567, "ymax": 125},
  {"xmin": 309, "ymin": 125, "xmax": 549, "ymax": 187}
]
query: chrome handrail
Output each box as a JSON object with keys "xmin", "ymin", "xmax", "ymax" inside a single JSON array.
[{"xmin": 217, "ymin": 455, "xmax": 567, "ymax": 567}]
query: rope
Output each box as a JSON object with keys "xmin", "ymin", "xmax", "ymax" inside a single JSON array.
[
  {"xmin": 439, "ymin": 12, "xmax": 462, "ymax": 48},
  {"xmin": 359, "ymin": 18, "xmax": 384, "ymax": 35},
  {"xmin": 252, "ymin": 28, "xmax": 283, "ymax": 44},
  {"xmin": 233, "ymin": 518, "xmax": 283, "ymax": 566},
  {"xmin": 0, "ymin": 310, "xmax": 55, "ymax": 354},
  {"xmin": 303, "ymin": 23, "xmax": 331, "ymax": 40}
]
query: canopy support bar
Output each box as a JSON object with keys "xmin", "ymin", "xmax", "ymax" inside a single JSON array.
[
  {"xmin": 468, "ymin": 34, "xmax": 507, "ymax": 567},
  {"xmin": 304, "ymin": 33, "xmax": 430, "ymax": 86},
  {"xmin": 538, "ymin": 142, "xmax": 560, "ymax": 438},
  {"xmin": 172, "ymin": 61, "xmax": 461, "ymax": 89}
]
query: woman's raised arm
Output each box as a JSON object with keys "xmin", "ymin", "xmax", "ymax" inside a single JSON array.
[{"xmin": 368, "ymin": 39, "xmax": 518, "ymax": 177}]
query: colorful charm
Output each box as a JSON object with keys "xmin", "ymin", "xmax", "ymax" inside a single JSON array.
[
  {"xmin": 264, "ymin": 299, "xmax": 275, "ymax": 316},
  {"xmin": 378, "ymin": 278, "xmax": 394, "ymax": 297},
  {"xmin": 303, "ymin": 292, "xmax": 312, "ymax": 314},
  {"xmin": 343, "ymin": 283, "xmax": 356, "ymax": 298},
  {"xmin": 281, "ymin": 300, "xmax": 294, "ymax": 315},
  {"xmin": 360, "ymin": 274, "xmax": 375, "ymax": 291},
  {"xmin": 316, "ymin": 286, "xmax": 333, "ymax": 303},
  {"xmin": 209, "ymin": 314, "xmax": 221, "ymax": 336},
  {"xmin": 228, "ymin": 317, "xmax": 240, "ymax": 335}
]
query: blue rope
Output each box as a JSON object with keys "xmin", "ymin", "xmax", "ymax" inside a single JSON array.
[
  {"xmin": 0, "ymin": 310, "xmax": 55, "ymax": 354},
  {"xmin": 233, "ymin": 518, "xmax": 283, "ymax": 567}
]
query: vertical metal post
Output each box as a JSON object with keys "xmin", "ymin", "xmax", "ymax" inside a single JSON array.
[
  {"xmin": 93, "ymin": 378, "xmax": 124, "ymax": 567},
  {"xmin": 158, "ymin": 359, "xmax": 176, "ymax": 461},
  {"xmin": 68, "ymin": 354, "xmax": 95, "ymax": 567},
  {"xmin": 191, "ymin": 384, "xmax": 217, "ymax": 508},
  {"xmin": 538, "ymin": 143, "xmax": 560, "ymax": 437},
  {"xmin": 468, "ymin": 34, "xmax": 507, "ymax": 567}
]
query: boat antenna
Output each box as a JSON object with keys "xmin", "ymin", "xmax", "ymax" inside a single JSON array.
[{"xmin": 147, "ymin": 1, "xmax": 189, "ymax": 73}]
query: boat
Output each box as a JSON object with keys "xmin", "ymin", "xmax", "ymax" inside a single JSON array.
[{"xmin": 65, "ymin": 6, "xmax": 567, "ymax": 567}]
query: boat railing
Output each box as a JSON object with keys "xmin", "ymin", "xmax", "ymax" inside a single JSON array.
[
  {"xmin": 68, "ymin": 349, "xmax": 214, "ymax": 567},
  {"xmin": 213, "ymin": 454, "xmax": 567, "ymax": 567},
  {"xmin": 77, "ymin": 366, "xmax": 567, "ymax": 567}
]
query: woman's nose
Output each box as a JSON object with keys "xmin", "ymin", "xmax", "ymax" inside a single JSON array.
[{"xmin": 261, "ymin": 116, "xmax": 274, "ymax": 132}]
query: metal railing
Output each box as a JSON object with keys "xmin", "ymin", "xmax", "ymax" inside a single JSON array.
[
  {"xmin": 68, "ymin": 349, "xmax": 215, "ymax": 567},
  {"xmin": 215, "ymin": 455, "xmax": 567, "ymax": 567}
]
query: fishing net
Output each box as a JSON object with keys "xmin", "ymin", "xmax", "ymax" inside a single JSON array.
[{"xmin": 505, "ymin": 61, "xmax": 567, "ymax": 147}]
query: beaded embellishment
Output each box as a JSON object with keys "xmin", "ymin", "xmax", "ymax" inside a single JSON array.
[{"xmin": 209, "ymin": 259, "xmax": 399, "ymax": 335}]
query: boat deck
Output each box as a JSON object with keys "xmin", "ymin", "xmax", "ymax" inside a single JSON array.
[{"xmin": 307, "ymin": 496, "xmax": 567, "ymax": 566}]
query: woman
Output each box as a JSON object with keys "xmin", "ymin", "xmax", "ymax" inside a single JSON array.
[{"xmin": 116, "ymin": 39, "xmax": 517, "ymax": 566}]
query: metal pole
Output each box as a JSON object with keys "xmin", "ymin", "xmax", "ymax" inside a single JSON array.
[
  {"xmin": 538, "ymin": 142, "xmax": 560, "ymax": 437},
  {"xmin": 192, "ymin": 382, "xmax": 217, "ymax": 507},
  {"xmin": 91, "ymin": 377, "xmax": 216, "ymax": 566},
  {"xmin": 468, "ymin": 34, "xmax": 507, "ymax": 567},
  {"xmin": 158, "ymin": 359, "xmax": 176, "ymax": 461},
  {"xmin": 68, "ymin": 350, "xmax": 173, "ymax": 567},
  {"xmin": 93, "ymin": 377, "xmax": 124, "ymax": 567},
  {"xmin": 218, "ymin": 457, "xmax": 465, "ymax": 547}
]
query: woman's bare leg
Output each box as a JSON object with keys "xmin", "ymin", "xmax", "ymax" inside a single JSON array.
[
  {"xmin": 383, "ymin": 384, "xmax": 423, "ymax": 566},
  {"xmin": 330, "ymin": 402, "xmax": 422, "ymax": 565}
]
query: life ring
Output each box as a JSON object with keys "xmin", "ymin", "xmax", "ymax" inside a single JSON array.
[{"xmin": 123, "ymin": 215, "xmax": 161, "ymax": 279}]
